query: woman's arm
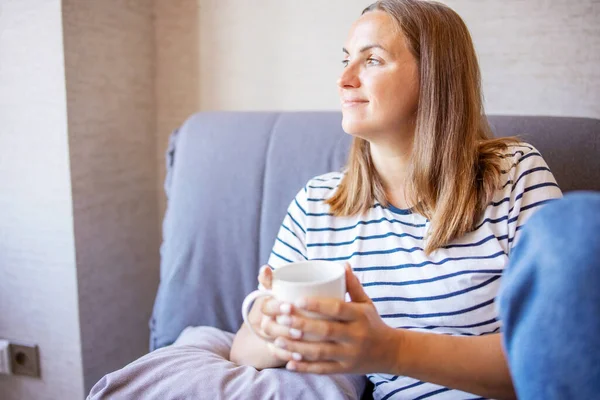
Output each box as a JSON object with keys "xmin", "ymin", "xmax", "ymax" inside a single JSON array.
[
  {"xmin": 230, "ymin": 266, "xmax": 287, "ymax": 369},
  {"xmin": 229, "ymin": 297, "xmax": 286, "ymax": 370},
  {"xmin": 392, "ymin": 330, "xmax": 515, "ymax": 399}
]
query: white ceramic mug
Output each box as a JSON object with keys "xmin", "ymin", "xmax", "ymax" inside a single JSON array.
[{"xmin": 241, "ymin": 260, "xmax": 346, "ymax": 342}]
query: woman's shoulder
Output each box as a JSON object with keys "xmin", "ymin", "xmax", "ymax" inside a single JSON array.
[
  {"xmin": 301, "ymin": 171, "xmax": 345, "ymax": 197},
  {"xmin": 498, "ymin": 141, "xmax": 548, "ymax": 176},
  {"xmin": 290, "ymin": 171, "xmax": 345, "ymax": 214}
]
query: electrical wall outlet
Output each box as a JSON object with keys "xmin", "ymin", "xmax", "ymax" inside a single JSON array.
[
  {"xmin": 9, "ymin": 343, "xmax": 40, "ymax": 377},
  {"xmin": 0, "ymin": 340, "xmax": 41, "ymax": 377}
]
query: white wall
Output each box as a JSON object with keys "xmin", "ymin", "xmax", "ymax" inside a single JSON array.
[
  {"xmin": 157, "ymin": 0, "xmax": 600, "ymax": 114},
  {"xmin": 0, "ymin": 1, "xmax": 84, "ymax": 399}
]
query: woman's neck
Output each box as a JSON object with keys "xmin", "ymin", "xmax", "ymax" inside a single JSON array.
[{"xmin": 369, "ymin": 136, "xmax": 414, "ymax": 209}]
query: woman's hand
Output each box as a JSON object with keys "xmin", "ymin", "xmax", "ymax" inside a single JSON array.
[
  {"xmin": 263, "ymin": 264, "xmax": 402, "ymax": 374},
  {"xmin": 247, "ymin": 265, "xmax": 299, "ymax": 361}
]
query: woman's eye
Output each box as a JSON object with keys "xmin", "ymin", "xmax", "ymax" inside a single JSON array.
[
  {"xmin": 367, "ymin": 58, "xmax": 381, "ymax": 65},
  {"xmin": 341, "ymin": 59, "xmax": 349, "ymax": 67}
]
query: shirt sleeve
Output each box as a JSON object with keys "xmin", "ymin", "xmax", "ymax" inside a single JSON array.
[
  {"xmin": 507, "ymin": 144, "xmax": 563, "ymax": 253},
  {"xmin": 267, "ymin": 186, "xmax": 309, "ymax": 269}
]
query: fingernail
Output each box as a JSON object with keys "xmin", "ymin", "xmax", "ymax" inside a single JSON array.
[
  {"xmin": 280, "ymin": 303, "xmax": 292, "ymax": 315},
  {"xmin": 289, "ymin": 328, "xmax": 302, "ymax": 339},
  {"xmin": 292, "ymin": 352, "xmax": 303, "ymax": 361},
  {"xmin": 286, "ymin": 362, "xmax": 296, "ymax": 370},
  {"xmin": 277, "ymin": 315, "xmax": 291, "ymax": 326},
  {"xmin": 294, "ymin": 298, "xmax": 307, "ymax": 309},
  {"xmin": 274, "ymin": 337, "xmax": 286, "ymax": 349}
]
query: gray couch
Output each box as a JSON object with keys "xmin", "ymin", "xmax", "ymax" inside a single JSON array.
[{"xmin": 144, "ymin": 112, "xmax": 599, "ymax": 398}]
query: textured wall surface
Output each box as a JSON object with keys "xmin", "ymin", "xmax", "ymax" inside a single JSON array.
[
  {"xmin": 62, "ymin": 0, "xmax": 160, "ymax": 393},
  {"xmin": 154, "ymin": 0, "xmax": 201, "ymax": 220},
  {"xmin": 0, "ymin": 1, "xmax": 84, "ymax": 399},
  {"xmin": 187, "ymin": 0, "xmax": 600, "ymax": 116},
  {"xmin": 445, "ymin": 0, "xmax": 600, "ymax": 118}
]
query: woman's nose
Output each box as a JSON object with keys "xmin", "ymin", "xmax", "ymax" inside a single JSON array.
[{"xmin": 337, "ymin": 64, "xmax": 360, "ymax": 89}]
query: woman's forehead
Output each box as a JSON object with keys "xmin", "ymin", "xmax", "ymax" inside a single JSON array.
[{"xmin": 344, "ymin": 11, "xmax": 404, "ymax": 55}]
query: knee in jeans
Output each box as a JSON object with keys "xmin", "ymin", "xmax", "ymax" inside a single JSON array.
[{"xmin": 524, "ymin": 192, "xmax": 600, "ymax": 279}]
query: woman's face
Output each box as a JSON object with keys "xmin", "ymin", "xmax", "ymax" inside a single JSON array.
[{"xmin": 338, "ymin": 11, "xmax": 420, "ymax": 142}]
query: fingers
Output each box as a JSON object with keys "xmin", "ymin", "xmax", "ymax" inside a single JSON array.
[
  {"xmin": 259, "ymin": 315, "xmax": 291, "ymax": 339},
  {"xmin": 260, "ymin": 297, "xmax": 288, "ymax": 318},
  {"xmin": 286, "ymin": 360, "xmax": 342, "ymax": 374},
  {"xmin": 344, "ymin": 263, "xmax": 370, "ymax": 303},
  {"xmin": 275, "ymin": 313, "xmax": 349, "ymax": 342},
  {"xmin": 272, "ymin": 336, "xmax": 344, "ymax": 362},
  {"xmin": 294, "ymin": 297, "xmax": 357, "ymax": 321},
  {"xmin": 258, "ymin": 264, "xmax": 273, "ymax": 290}
]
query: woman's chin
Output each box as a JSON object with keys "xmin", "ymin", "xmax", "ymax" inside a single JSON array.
[{"xmin": 341, "ymin": 118, "xmax": 370, "ymax": 138}]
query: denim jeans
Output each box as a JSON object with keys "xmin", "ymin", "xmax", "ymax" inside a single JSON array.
[{"xmin": 498, "ymin": 192, "xmax": 600, "ymax": 399}]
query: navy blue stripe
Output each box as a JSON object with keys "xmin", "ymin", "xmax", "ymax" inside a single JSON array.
[
  {"xmin": 520, "ymin": 198, "xmax": 556, "ymax": 213},
  {"xmin": 307, "ymin": 198, "xmax": 326, "ymax": 202},
  {"xmin": 275, "ymin": 238, "xmax": 307, "ymax": 260},
  {"xmin": 506, "ymin": 182, "xmax": 559, "ymax": 214},
  {"xmin": 311, "ymin": 176, "xmax": 342, "ymax": 182},
  {"xmin": 501, "ymin": 166, "xmax": 550, "ymax": 190},
  {"xmin": 373, "ymin": 375, "xmax": 399, "ymax": 387},
  {"xmin": 271, "ymin": 250, "xmax": 293, "ymax": 264},
  {"xmin": 499, "ymin": 150, "xmax": 525, "ymax": 159},
  {"xmin": 459, "ymin": 326, "xmax": 501, "ymax": 336},
  {"xmin": 307, "ymin": 185, "xmax": 335, "ymax": 189},
  {"xmin": 281, "ymin": 223, "xmax": 300, "ymax": 241},
  {"xmin": 316, "ymin": 245, "xmax": 423, "ymax": 262},
  {"xmin": 507, "ymin": 198, "xmax": 556, "ymax": 225},
  {"xmin": 363, "ymin": 269, "xmax": 503, "ymax": 288},
  {"xmin": 395, "ymin": 317, "xmax": 498, "ymax": 331},
  {"xmin": 307, "ymin": 231, "xmax": 423, "ymax": 248},
  {"xmin": 444, "ymin": 234, "xmax": 507, "ymax": 249},
  {"xmin": 381, "ymin": 298, "xmax": 495, "ymax": 319},
  {"xmin": 372, "ymin": 276, "xmax": 500, "ymax": 303},
  {"xmin": 492, "ymin": 181, "xmax": 559, "ymax": 207},
  {"xmin": 414, "ymin": 387, "xmax": 451, "ymax": 400},
  {"xmin": 490, "ymin": 196, "xmax": 510, "ymax": 207},
  {"xmin": 511, "ymin": 167, "xmax": 551, "ymax": 192},
  {"xmin": 286, "ymin": 212, "xmax": 306, "ymax": 234},
  {"xmin": 381, "ymin": 381, "xmax": 426, "ymax": 400},
  {"xmin": 354, "ymin": 251, "xmax": 506, "ymax": 272},
  {"xmin": 295, "ymin": 198, "xmax": 332, "ymax": 216},
  {"xmin": 500, "ymin": 152, "xmax": 541, "ymax": 173},
  {"xmin": 308, "ymin": 216, "xmax": 426, "ymax": 233}
]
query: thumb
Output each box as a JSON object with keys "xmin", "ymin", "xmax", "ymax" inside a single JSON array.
[{"xmin": 345, "ymin": 263, "xmax": 370, "ymax": 303}]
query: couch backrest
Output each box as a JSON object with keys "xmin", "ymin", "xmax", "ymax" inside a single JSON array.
[{"xmin": 150, "ymin": 112, "xmax": 599, "ymax": 349}]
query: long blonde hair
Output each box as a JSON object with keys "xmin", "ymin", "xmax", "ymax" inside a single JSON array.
[{"xmin": 326, "ymin": 0, "xmax": 517, "ymax": 254}]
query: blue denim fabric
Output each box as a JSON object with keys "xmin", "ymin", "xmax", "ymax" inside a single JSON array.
[{"xmin": 498, "ymin": 192, "xmax": 600, "ymax": 399}]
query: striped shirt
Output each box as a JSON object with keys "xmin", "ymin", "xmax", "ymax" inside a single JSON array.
[{"xmin": 267, "ymin": 143, "xmax": 562, "ymax": 400}]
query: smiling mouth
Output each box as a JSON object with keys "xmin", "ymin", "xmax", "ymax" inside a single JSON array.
[{"xmin": 341, "ymin": 100, "xmax": 369, "ymax": 108}]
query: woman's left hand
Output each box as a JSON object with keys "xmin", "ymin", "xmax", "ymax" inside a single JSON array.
[{"xmin": 268, "ymin": 263, "xmax": 401, "ymax": 374}]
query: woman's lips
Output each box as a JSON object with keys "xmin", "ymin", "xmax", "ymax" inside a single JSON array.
[{"xmin": 341, "ymin": 99, "xmax": 369, "ymax": 108}]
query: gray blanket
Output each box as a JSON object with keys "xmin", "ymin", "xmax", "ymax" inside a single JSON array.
[{"xmin": 88, "ymin": 326, "xmax": 367, "ymax": 399}]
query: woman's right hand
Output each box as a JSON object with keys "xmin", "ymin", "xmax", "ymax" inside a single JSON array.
[{"xmin": 247, "ymin": 265, "xmax": 279, "ymax": 342}]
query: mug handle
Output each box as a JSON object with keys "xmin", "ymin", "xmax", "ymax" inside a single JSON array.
[{"xmin": 241, "ymin": 289, "xmax": 274, "ymax": 342}]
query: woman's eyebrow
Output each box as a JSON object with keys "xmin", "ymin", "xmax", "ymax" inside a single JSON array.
[{"xmin": 342, "ymin": 44, "xmax": 387, "ymax": 54}]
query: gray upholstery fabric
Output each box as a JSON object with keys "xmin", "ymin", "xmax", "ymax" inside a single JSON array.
[{"xmin": 150, "ymin": 111, "xmax": 599, "ymax": 350}]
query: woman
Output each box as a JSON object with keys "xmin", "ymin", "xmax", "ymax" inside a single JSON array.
[{"xmin": 231, "ymin": 1, "xmax": 562, "ymax": 399}]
